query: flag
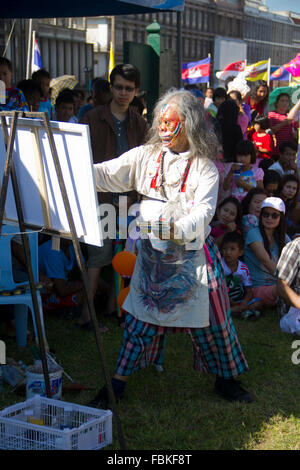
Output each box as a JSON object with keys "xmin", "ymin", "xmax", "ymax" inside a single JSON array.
[
  {"xmin": 215, "ymin": 60, "xmax": 246, "ymax": 81},
  {"xmin": 32, "ymin": 39, "xmax": 43, "ymax": 73},
  {"xmin": 284, "ymin": 54, "xmax": 300, "ymax": 77},
  {"xmin": 181, "ymin": 58, "xmax": 210, "ymax": 84},
  {"xmin": 242, "ymin": 59, "xmax": 269, "ymax": 82},
  {"xmin": 108, "ymin": 42, "xmax": 115, "ymax": 80},
  {"xmin": 270, "ymin": 65, "xmax": 290, "ymax": 81}
]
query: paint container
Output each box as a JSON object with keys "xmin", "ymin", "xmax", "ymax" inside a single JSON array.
[{"xmin": 26, "ymin": 361, "xmax": 62, "ymax": 400}]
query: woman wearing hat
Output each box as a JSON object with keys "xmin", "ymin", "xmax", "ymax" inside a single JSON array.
[{"xmin": 244, "ymin": 197, "xmax": 289, "ymax": 315}]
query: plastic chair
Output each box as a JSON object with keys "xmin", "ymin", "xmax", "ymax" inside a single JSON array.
[{"xmin": 0, "ymin": 223, "xmax": 47, "ymax": 347}]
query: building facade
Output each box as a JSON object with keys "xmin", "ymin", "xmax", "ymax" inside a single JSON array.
[
  {"xmin": 1, "ymin": 1, "xmax": 300, "ymax": 88},
  {"xmin": 1, "ymin": 18, "xmax": 93, "ymax": 87},
  {"xmin": 113, "ymin": 0, "xmax": 245, "ymax": 82},
  {"xmin": 244, "ymin": 0, "xmax": 300, "ymax": 65}
]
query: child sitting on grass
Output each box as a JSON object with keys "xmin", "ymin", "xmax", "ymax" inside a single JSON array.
[
  {"xmin": 210, "ymin": 196, "xmax": 242, "ymax": 247},
  {"xmin": 223, "ymin": 140, "xmax": 264, "ymax": 202},
  {"xmin": 250, "ymin": 114, "xmax": 274, "ymax": 170},
  {"xmin": 221, "ymin": 231, "xmax": 260, "ymax": 319}
]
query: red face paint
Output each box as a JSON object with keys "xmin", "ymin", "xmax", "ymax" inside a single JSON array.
[{"xmin": 158, "ymin": 104, "xmax": 182, "ymax": 148}]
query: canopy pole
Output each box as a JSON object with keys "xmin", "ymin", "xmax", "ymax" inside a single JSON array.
[{"xmin": 177, "ymin": 12, "xmax": 182, "ymax": 89}]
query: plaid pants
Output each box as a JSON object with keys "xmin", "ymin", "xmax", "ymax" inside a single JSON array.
[{"xmin": 115, "ymin": 236, "xmax": 249, "ymax": 379}]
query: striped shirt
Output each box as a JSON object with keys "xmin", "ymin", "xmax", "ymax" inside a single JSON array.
[
  {"xmin": 276, "ymin": 237, "xmax": 300, "ymax": 316},
  {"xmin": 268, "ymin": 110, "xmax": 298, "ymax": 155}
]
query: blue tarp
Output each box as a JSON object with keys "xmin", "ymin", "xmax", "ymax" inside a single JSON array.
[{"xmin": 0, "ymin": 0, "xmax": 184, "ymax": 18}]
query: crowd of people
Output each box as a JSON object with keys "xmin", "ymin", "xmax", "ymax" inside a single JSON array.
[{"xmin": 1, "ymin": 55, "xmax": 300, "ymax": 408}]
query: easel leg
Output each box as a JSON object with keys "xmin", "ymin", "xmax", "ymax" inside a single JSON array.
[
  {"xmin": 0, "ymin": 111, "xmax": 51, "ymax": 397},
  {"xmin": 42, "ymin": 114, "xmax": 126, "ymax": 450}
]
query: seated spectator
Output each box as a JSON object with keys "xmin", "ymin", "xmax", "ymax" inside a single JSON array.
[
  {"xmin": 216, "ymin": 99, "xmax": 243, "ymax": 162},
  {"xmin": 38, "ymin": 238, "xmax": 83, "ymax": 317},
  {"xmin": 244, "ymin": 197, "xmax": 289, "ymax": 313},
  {"xmin": 268, "ymin": 93, "xmax": 300, "ymax": 158},
  {"xmin": 250, "ymin": 114, "xmax": 274, "ymax": 170},
  {"xmin": 220, "ymin": 231, "xmax": 255, "ymax": 318},
  {"xmin": 263, "ymin": 170, "xmax": 282, "ymax": 197},
  {"xmin": 276, "ymin": 237, "xmax": 300, "ymax": 318},
  {"xmin": 246, "ymin": 80, "xmax": 269, "ymax": 123},
  {"xmin": 32, "ymin": 68, "xmax": 54, "ymax": 119},
  {"xmin": 214, "ymin": 145, "xmax": 232, "ymax": 204},
  {"xmin": 210, "ymin": 196, "xmax": 242, "ymax": 247},
  {"xmin": 204, "ymin": 86, "xmax": 214, "ymax": 109},
  {"xmin": 0, "ymin": 56, "xmax": 28, "ymax": 111},
  {"xmin": 241, "ymin": 187, "xmax": 268, "ymax": 236},
  {"xmin": 73, "ymin": 89, "xmax": 85, "ymax": 116},
  {"xmin": 55, "ymin": 89, "xmax": 75, "ymax": 122},
  {"xmin": 277, "ymin": 174, "xmax": 300, "ymax": 237},
  {"xmin": 268, "ymin": 141, "xmax": 298, "ymax": 178},
  {"xmin": 78, "ymin": 78, "xmax": 111, "ymax": 121},
  {"xmin": 227, "ymin": 90, "xmax": 249, "ymax": 138},
  {"xmin": 226, "ymin": 76, "xmax": 251, "ymax": 124},
  {"xmin": 17, "ymin": 79, "xmax": 42, "ymax": 112},
  {"xmin": 223, "ymin": 140, "xmax": 264, "ymax": 201},
  {"xmin": 208, "ymin": 87, "xmax": 227, "ymax": 118},
  {"xmin": 130, "ymin": 96, "xmax": 145, "ymax": 116}
]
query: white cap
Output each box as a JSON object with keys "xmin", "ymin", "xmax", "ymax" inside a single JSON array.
[{"xmin": 261, "ymin": 197, "xmax": 285, "ymax": 214}]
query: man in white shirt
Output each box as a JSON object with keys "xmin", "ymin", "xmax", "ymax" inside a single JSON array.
[{"xmin": 268, "ymin": 141, "xmax": 298, "ymax": 178}]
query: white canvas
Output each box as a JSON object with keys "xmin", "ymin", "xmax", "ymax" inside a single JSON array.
[{"xmin": 0, "ymin": 117, "xmax": 103, "ymax": 247}]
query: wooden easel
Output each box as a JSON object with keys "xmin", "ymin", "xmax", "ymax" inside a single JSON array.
[{"xmin": 0, "ymin": 110, "xmax": 126, "ymax": 450}]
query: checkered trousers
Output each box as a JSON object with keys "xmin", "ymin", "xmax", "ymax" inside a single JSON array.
[{"xmin": 115, "ymin": 236, "xmax": 249, "ymax": 378}]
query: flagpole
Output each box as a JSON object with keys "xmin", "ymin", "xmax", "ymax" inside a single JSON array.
[
  {"xmin": 207, "ymin": 53, "xmax": 211, "ymax": 88},
  {"xmin": 177, "ymin": 12, "xmax": 182, "ymax": 89},
  {"xmin": 267, "ymin": 57, "xmax": 271, "ymax": 87},
  {"xmin": 26, "ymin": 19, "xmax": 33, "ymax": 79},
  {"xmin": 31, "ymin": 30, "xmax": 36, "ymax": 77}
]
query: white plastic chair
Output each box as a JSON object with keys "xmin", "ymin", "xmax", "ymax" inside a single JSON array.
[{"xmin": 0, "ymin": 223, "xmax": 46, "ymax": 347}]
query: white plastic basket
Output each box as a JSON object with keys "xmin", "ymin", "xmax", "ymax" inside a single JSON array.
[{"xmin": 0, "ymin": 395, "xmax": 112, "ymax": 450}]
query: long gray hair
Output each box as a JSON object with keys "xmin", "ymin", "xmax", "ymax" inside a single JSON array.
[{"xmin": 146, "ymin": 88, "xmax": 218, "ymax": 160}]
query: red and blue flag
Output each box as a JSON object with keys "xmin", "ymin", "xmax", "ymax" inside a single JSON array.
[{"xmin": 182, "ymin": 57, "xmax": 210, "ymax": 84}]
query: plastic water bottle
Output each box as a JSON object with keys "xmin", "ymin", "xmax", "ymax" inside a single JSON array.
[{"xmin": 0, "ymin": 366, "xmax": 3, "ymax": 392}]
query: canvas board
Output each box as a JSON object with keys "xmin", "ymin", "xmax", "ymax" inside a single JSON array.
[{"xmin": 0, "ymin": 117, "xmax": 103, "ymax": 247}]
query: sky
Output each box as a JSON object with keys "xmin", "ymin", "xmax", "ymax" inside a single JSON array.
[{"xmin": 265, "ymin": 0, "xmax": 300, "ymax": 13}]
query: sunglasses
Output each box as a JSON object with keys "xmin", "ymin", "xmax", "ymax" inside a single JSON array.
[
  {"xmin": 262, "ymin": 211, "xmax": 281, "ymax": 220},
  {"xmin": 112, "ymin": 84, "xmax": 136, "ymax": 93}
]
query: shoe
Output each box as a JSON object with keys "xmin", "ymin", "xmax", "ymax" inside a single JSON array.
[
  {"xmin": 241, "ymin": 309, "xmax": 256, "ymax": 319},
  {"xmin": 88, "ymin": 385, "xmax": 123, "ymax": 409},
  {"xmin": 75, "ymin": 320, "xmax": 109, "ymax": 333},
  {"xmin": 154, "ymin": 364, "xmax": 164, "ymax": 372},
  {"xmin": 88, "ymin": 386, "xmax": 110, "ymax": 409},
  {"xmin": 214, "ymin": 377, "xmax": 253, "ymax": 403},
  {"xmin": 252, "ymin": 310, "xmax": 261, "ymax": 318}
]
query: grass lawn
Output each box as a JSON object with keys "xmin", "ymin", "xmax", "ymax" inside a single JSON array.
[{"xmin": 1, "ymin": 307, "xmax": 300, "ymax": 450}]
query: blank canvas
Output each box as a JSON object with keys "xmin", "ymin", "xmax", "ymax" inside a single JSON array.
[{"xmin": 0, "ymin": 117, "xmax": 103, "ymax": 247}]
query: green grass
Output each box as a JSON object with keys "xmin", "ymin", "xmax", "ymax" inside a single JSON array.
[{"xmin": 1, "ymin": 308, "xmax": 300, "ymax": 450}]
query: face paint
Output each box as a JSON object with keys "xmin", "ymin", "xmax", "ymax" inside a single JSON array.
[{"xmin": 158, "ymin": 104, "xmax": 183, "ymax": 148}]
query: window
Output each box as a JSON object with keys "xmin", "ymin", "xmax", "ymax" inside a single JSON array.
[
  {"xmin": 184, "ymin": 38, "xmax": 190, "ymax": 57},
  {"xmin": 116, "ymin": 29, "xmax": 123, "ymax": 47},
  {"xmin": 192, "ymin": 10, "xmax": 197, "ymax": 29},
  {"xmin": 198, "ymin": 11, "xmax": 202, "ymax": 29},
  {"xmin": 185, "ymin": 8, "xmax": 190, "ymax": 28}
]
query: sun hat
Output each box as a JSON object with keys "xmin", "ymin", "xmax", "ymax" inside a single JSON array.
[{"xmin": 261, "ymin": 197, "xmax": 285, "ymax": 214}]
